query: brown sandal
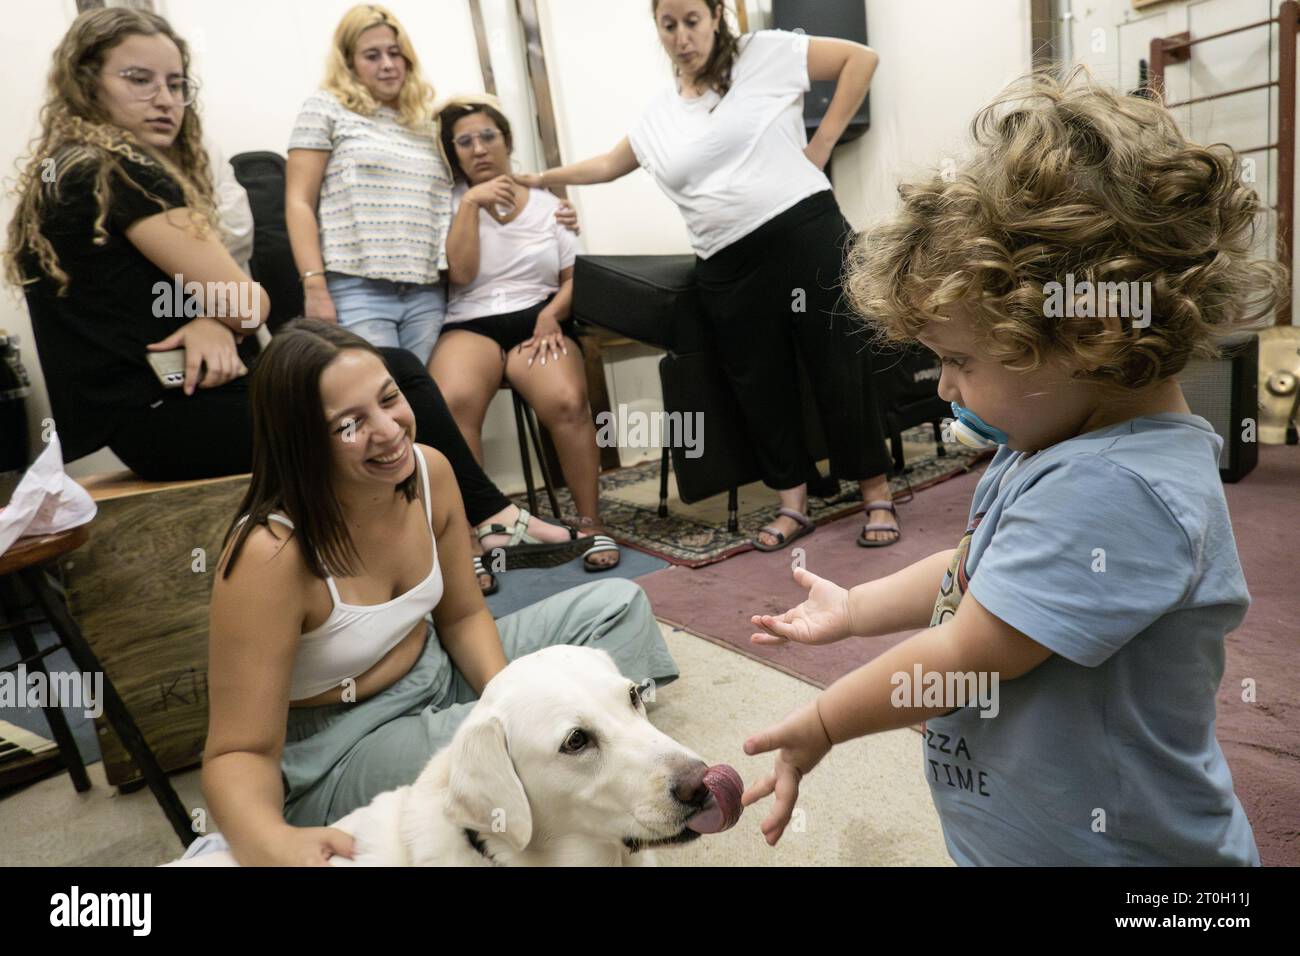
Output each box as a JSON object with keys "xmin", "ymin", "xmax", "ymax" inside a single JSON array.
[
  {"xmin": 753, "ymin": 507, "xmax": 816, "ymax": 552},
  {"xmin": 857, "ymin": 499, "xmax": 901, "ymax": 548}
]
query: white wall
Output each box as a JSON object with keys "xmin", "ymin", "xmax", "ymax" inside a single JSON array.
[
  {"xmin": 537, "ymin": 0, "xmax": 692, "ymax": 256},
  {"xmin": 160, "ymin": 0, "xmax": 485, "ymax": 158},
  {"xmin": 834, "ymin": 0, "xmax": 1033, "ymax": 230}
]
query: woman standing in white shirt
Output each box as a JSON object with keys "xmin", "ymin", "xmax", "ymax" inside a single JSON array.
[{"xmin": 519, "ymin": 0, "xmax": 900, "ymax": 551}]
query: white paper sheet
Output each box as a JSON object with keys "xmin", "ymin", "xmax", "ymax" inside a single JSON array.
[{"xmin": 0, "ymin": 434, "xmax": 97, "ymax": 556}]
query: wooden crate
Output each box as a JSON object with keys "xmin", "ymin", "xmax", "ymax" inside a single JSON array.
[{"xmin": 60, "ymin": 472, "xmax": 250, "ymax": 787}]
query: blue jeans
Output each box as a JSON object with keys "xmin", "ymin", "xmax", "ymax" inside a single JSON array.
[{"xmin": 327, "ymin": 273, "xmax": 448, "ymax": 365}]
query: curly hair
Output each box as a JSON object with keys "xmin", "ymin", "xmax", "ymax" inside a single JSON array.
[
  {"xmin": 845, "ymin": 68, "xmax": 1289, "ymax": 390},
  {"xmin": 321, "ymin": 4, "xmax": 436, "ymax": 131},
  {"xmin": 4, "ymin": 7, "xmax": 216, "ymax": 295}
]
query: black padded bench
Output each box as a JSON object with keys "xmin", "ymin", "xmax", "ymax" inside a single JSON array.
[{"xmin": 572, "ymin": 255, "xmax": 841, "ymax": 531}]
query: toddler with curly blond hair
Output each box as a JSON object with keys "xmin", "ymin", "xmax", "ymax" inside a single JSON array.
[{"xmin": 739, "ymin": 69, "xmax": 1282, "ymax": 865}]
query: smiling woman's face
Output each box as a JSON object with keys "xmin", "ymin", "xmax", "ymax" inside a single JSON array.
[
  {"xmin": 319, "ymin": 349, "xmax": 417, "ymax": 488},
  {"xmin": 97, "ymin": 32, "xmax": 186, "ymax": 149}
]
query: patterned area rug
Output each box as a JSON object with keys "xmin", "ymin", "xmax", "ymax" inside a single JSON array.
[{"xmin": 514, "ymin": 427, "xmax": 994, "ymax": 568}]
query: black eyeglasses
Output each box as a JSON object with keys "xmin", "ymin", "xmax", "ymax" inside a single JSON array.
[{"xmin": 116, "ymin": 67, "xmax": 200, "ymax": 106}]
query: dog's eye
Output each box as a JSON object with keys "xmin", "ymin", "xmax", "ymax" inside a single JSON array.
[
  {"xmin": 561, "ymin": 729, "xmax": 590, "ymax": 754},
  {"xmin": 630, "ymin": 685, "xmax": 641, "ymax": 709}
]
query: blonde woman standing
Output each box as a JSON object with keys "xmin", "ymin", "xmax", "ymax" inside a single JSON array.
[{"xmin": 286, "ymin": 5, "xmax": 450, "ymax": 364}]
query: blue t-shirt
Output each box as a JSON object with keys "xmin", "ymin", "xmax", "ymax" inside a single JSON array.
[{"xmin": 925, "ymin": 413, "xmax": 1258, "ymax": 865}]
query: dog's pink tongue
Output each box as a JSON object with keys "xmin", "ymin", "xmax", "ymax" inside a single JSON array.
[{"xmin": 687, "ymin": 764, "xmax": 744, "ymax": 834}]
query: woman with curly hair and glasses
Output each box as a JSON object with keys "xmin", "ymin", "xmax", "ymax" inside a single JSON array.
[{"xmin": 4, "ymin": 5, "xmax": 264, "ymax": 478}]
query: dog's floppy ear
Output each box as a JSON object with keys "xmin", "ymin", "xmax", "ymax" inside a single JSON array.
[{"xmin": 444, "ymin": 712, "xmax": 533, "ymax": 852}]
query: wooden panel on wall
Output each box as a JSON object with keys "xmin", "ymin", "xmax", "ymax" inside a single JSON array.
[{"xmin": 60, "ymin": 475, "xmax": 250, "ymax": 786}]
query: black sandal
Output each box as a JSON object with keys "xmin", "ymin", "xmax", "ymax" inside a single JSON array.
[
  {"xmin": 570, "ymin": 517, "xmax": 621, "ymax": 572},
  {"xmin": 473, "ymin": 555, "xmax": 499, "ymax": 596}
]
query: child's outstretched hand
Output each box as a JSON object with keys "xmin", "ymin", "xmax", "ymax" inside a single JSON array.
[
  {"xmin": 742, "ymin": 700, "xmax": 833, "ymax": 846},
  {"xmin": 750, "ymin": 566, "xmax": 853, "ymax": 647}
]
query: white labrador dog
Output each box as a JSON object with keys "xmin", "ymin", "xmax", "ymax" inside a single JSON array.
[{"xmin": 171, "ymin": 644, "xmax": 736, "ymax": 866}]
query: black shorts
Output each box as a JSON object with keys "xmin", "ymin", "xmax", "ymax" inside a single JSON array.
[{"xmin": 441, "ymin": 297, "xmax": 580, "ymax": 354}]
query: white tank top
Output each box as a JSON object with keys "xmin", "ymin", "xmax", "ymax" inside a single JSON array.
[{"xmin": 235, "ymin": 446, "xmax": 444, "ymax": 701}]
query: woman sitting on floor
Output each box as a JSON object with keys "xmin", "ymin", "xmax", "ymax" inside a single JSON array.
[
  {"xmin": 429, "ymin": 97, "xmax": 620, "ymax": 571},
  {"xmin": 202, "ymin": 319, "xmax": 677, "ymax": 866}
]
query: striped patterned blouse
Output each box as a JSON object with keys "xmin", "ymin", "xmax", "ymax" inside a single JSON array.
[{"xmin": 289, "ymin": 90, "xmax": 452, "ymax": 284}]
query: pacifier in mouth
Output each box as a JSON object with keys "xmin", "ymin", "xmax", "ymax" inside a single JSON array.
[{"xmin": 949, "ymin": 402, "xmax": 1009, "ymax": 449}]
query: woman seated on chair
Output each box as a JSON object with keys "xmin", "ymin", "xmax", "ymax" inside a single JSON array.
[
  {"xmin": 429, "ymin": 98, "xmax": 619, "ymax": 571},
  {"xmin": 203, "ymin": 319, "xmax": 677, "ymax": 865},
  {"xmin": 3, "ymin": 7, "xmax": 576, "ymax": 595}
]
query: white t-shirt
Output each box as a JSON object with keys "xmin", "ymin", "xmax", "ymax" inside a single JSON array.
[
  {"xmin": 289, "ymin": 90, "xmax": 452, "ymax": 284},
  {"xmin": 445, "ymin": 185, "xmax": 578, "ymax": 323},
  {"xmin": 628, "ymin": 29, "xmax": 833, "ymax": 259}
]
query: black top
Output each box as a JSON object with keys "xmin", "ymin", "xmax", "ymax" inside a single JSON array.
[{"xmin": 21, "ymin": 151, "xmax": 194, "ymax": 461}]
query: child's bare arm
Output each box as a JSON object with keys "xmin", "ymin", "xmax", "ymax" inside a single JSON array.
[
  {"xmin": 751, "ymin": 549, "xmax": 955, "ymax": 647},
  {"xmin": 818, "ymin": 591, "xmax": 1052, "ymax": 744},
  {"xmin": 743, "ymin": 591, "xmax": 1051, "ymax": 845},
  {"xmin": 845, "ymin": 548, "xmax": 957, "ymax": 638}
]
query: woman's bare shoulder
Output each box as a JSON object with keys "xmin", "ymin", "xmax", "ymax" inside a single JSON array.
[{"xmin": 216, "ymin": 517, "xmax": 310, "ymax": 592}]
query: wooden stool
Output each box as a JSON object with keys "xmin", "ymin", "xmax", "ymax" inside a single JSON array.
[
  {"xmin": 60, "ymin": 471, "xmax": 249, "ymax": 793},
  {"xmin": 0, "ymin": 526, "xmax": 195, "ymax": 847}
]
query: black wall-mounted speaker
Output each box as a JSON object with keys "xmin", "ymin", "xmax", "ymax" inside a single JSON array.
[
  {"xmin": 771, "ymin": 0, "xmax": 871, "ymax": 144},
  {"xmin": 1180, "ymin": 335, "xmax": 1259, "ymax": 483}
]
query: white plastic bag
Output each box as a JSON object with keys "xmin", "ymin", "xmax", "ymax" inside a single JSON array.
[{"xmin": 0, "ymin": 434, "xmax": 97, "ymax": 556}]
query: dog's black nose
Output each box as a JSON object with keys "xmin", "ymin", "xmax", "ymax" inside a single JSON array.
[{"xmin": 671, "ymin": 761, "xmax": 710, "ymax": 807}]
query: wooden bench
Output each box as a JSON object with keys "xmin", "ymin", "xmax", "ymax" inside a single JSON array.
[{"xmin": 60, "ymin": 471, "xmax": 250, "ymax": 787}]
